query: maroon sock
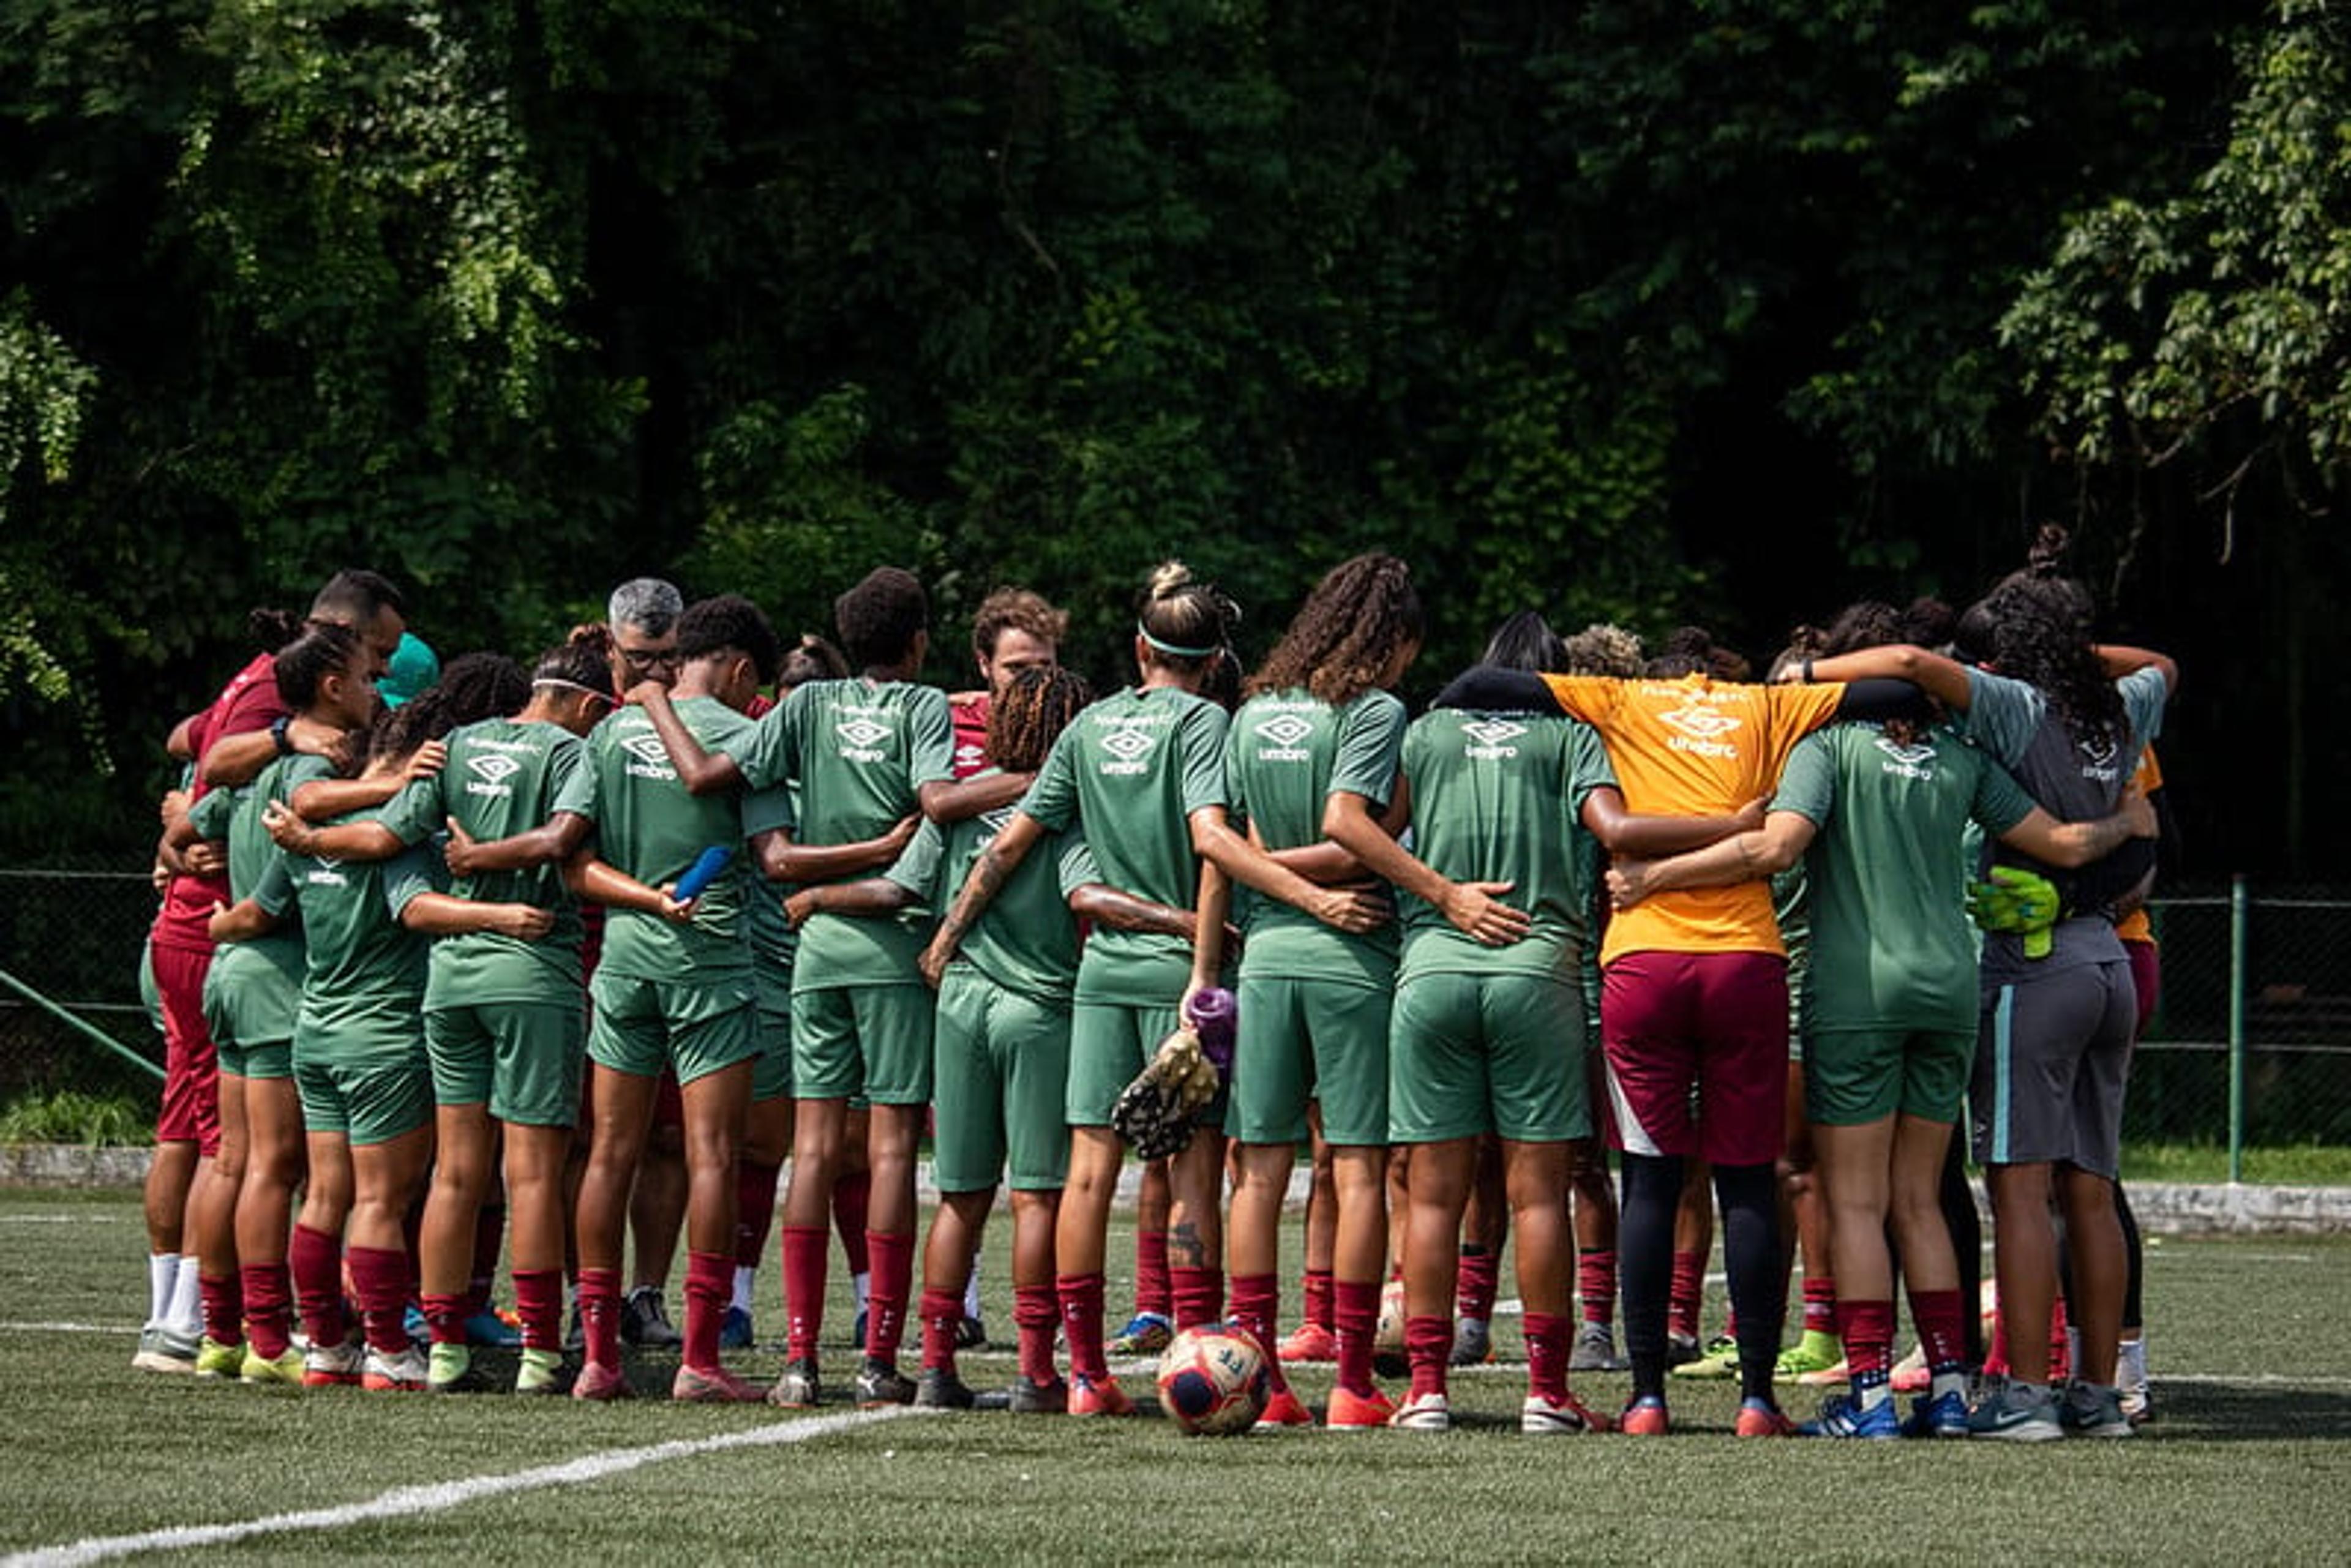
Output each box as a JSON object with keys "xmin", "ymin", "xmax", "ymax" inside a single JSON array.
[
  {"xmin": 467, "ymin": 1204, "xmax": 505, "ymax": 1317},
  {"xmin": 1803, "ymin": 1275, "xmax": 1838, "ymax": 1337},
  {"xmin": 833, "ymin": 1172, "xmax": 871, "ymax": 1275},
  {"xmin": 682, "ymin": 1250, "xmax": 729, "ymax": 1373},
  {"xmin": 734, "ymin": 1159, "xmax": 781, "ymax": 1270},
  {"xmin": 1524, "ymin": 1310, "xmax": 1573, "ymax": 1402},
  {"xmin": 577, "ymin": 1266, "xmax": 623, "ymax": 1368},
  {"xmin": 864, "ymin": 1230, "xmax": 913, "ymax": 1361},
  {"xmin": 781, "ymin": 1225, "xmax": 828, "ymax": 1361},
  {"xmin": 1228, "ymin": 1273, "xmax": 1288, "ymax": 1394},
  {"xmin": 1059, "ymin": 1272, "xmax": 1108, "ymax": 1382},
  {"xmin": 1014, "ymin": 1283, "xmax": 1059, "ymax": 1386},
  {"xmin": 920, "ymin": 1287, "xmax": 964, "ymax": 1373},
  {"xmin": 241, "ymin": 1261, "xmax": 293, "ymax": 1361},
  {"xmin": 1578, "ymin": 1248, "xmax": 1617, "ymax": 1327},
  {"xmin": 2048, "ymin": 1295, "xmax": 2071, "ymax": 1383},
  {"xmin": 421, "ymin": 1291, "xmax": 468, "ymax": 1348},
  {"xmin": 1134, "ymin": 1229, "xmax": 1171, "ymax": 1319},
  {"xmin": 198, "ymin": 1273, "xmax": 244, "ymax": 1348},
  {"xmin": 348, "ymin": 1246, "xmax": 411, "ymax": 1356},
  {"xmin": 1404, "ymin": 1313, "xmax": 1451, "ymax": 1401},
  {"xmin": 1455, "ymin": 1247, "xmax": 1500, "ymax": 1321},
  {"xmin": 1837, "ymin": 1297, "xmax": 1894, "ymax": 1382},
  {"xmin": 1907, "ymin": 1286, "xmax": 1968, "ymax": 1374},
  {"xmin": 1333, "ymin": 1278, "xmax": 1379, "ymax": 1397},
  {"xmin": 1170, "ymin": 1265, "xmax": 1223, "ymax": 1330},
  {"xmin": 1984, "ymin": 1306, "xmax": 2012, "ymax": 1377},
  {"xmin": 514, "ymin": 1268, "xmax": 564, "ymax": 1354},
  {"xmin": 289, "ymin": 1224, "xmax": 347, "ymax": 1350},
  {"xmin": 1668, "ymin": 1250, "xmax": 1705, "ymax": 1340},
  {"xmin": 1301, "ymin": 1268, "xmax": 1334, "ymax": 1332}
]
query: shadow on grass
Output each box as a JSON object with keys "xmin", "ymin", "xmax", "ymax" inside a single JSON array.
[{"xmin": 2151, "ymin": 1379, "xmax": 2351, "ymax": 1441}]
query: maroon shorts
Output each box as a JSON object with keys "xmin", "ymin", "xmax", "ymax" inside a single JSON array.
[
  {"xmin": 577, "ymin": 1065, "xmax": 686, "ymax": 1132},
  {"xmin": 1599, "ymin": 950, "xmax": 1788, "ymax": 1168},
  {"xmin": 2123, "ymin": 938, "xmax": 2161, "ymax": 1041},
  {"xmin": 149, "ymin": 941, "xmax": 222, "ymax": 1157}
]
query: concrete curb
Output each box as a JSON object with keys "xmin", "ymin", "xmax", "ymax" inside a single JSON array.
[{"xmin": 7, "ymin": 1145, "xmax": 2347, "ymax": 1234}]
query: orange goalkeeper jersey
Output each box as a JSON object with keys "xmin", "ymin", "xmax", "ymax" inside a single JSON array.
[
  {"xmin": 1539, "ymin": 673, "xmax": 1845, "ymax": 963},
  {"xmin": 2114, "ymin": 748, "xmax": 2164, "ymax": 945}
]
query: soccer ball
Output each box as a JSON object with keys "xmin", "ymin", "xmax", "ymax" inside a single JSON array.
[
  {"xmin": 1155, "ymin": 1323, "xmax": 1271, "ymax": 1435},
  {"xmin": 1373, "ymin": 1277, "xmax": 1408, "ymax": 1378}
]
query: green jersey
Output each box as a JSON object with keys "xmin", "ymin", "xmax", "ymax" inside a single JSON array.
[
  {"xmin": 372, "ymin": 716, "xmax": 595, "ymax": 1008},
  {"xmin": 1225, "ymin": 688, "xmax": 1404, "ymax": 984},
  {"xmin": 1395, "ymin": 708, "xmax": 1615, "ymax": 983},
  {"xmin": 255, "ymin": 808, "xmax": 438, "ymax": 1056},
  {"xmin": 1021, "ymin": 685, "xmax": 1229, "ymax": 1005},
  {"xmin": 887, "ymin": 775, "xmax": 1086, "ymax": 1005},
  {"xmin": 739, "ymin": 779, "xmax": 797, "ymax": 1011},
  {"xmin": 192, "ymin": 761, "xmax": 323, "ymax": 999},
  {"xmin": 573, "ymin": 697, "xmax": 767, "ymax": 983},
  {"xmin": 735, "ymin": 677, "xmax": 951, "ymax": 992},
  {"xmin": 1772, "ymin": 722, "xmax": 2036, "ymax": 1035}
]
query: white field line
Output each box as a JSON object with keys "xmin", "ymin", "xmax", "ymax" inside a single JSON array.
[
  {"xmin": 4, "ymin": 1405, "xmax": 913, "ymax": 1568},
  {"xmin": 0, "ymin": 1215, "xmax": 118, "ymax": 1223}
]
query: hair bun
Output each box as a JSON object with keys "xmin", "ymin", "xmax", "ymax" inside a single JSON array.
[
  {"xmin": 1146, "ymin": 560, "xmax": 1195, "ymax": 602},
  {"xmin": 2027, "ymin": 523, "xmax": 2072, "ymax": 579}
]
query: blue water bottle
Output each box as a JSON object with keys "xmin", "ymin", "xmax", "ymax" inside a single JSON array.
[{"xmin": 674, "ymin": 844, "xmax": 734, "ymax": 902}]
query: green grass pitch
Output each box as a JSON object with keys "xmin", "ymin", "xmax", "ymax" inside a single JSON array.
[{"xmin": 4, "ymin": 1188, "xmax": 2351, "ymax": 1564}]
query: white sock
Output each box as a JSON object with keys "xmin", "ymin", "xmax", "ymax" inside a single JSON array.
[
  {"xmin": 1855, "ymin": 1378, "xmax": 1891, "ymax": 1411},
  {"xmin": 732, "ymin": 1266, "xmax": 757, "ymax": 1315},
  {"xmin": 166, "ymin": 1255, "xmax": 203, "ymax": 1337},
  {"xmin": 147, "ymin": 1253, "xmax": 181, "ymax": 1326},
  {"xmin": 2118, "ymin": 1337, "xmax": 2148, "ymax": 1387},
  {"xmin": 2064, "ymin": 1326, "xmax": 2082, "ymax": 1380},
  {"xmin": 1932, "ymin": 1369, "xmax": 1968, "ymax": 1402},
  {"xmin": 853, "ymin": 1271, "xmax": 872, "ymax": 1315},
  {"xmin": 963, "ymin": 1261, "xmax": 984, "ymax": 1320}
]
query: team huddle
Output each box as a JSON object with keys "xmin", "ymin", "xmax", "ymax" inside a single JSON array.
[{"xmin": 129, "ymin": 531, "xmax": 2173, "ymax": 1440}]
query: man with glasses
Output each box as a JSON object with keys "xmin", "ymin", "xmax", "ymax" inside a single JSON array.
[{"xmin": 601, "ymin": 577, "xmax": 692, "ymax": 1351}]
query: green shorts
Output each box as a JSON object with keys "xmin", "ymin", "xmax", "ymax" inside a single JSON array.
[
  {"xmin": 425, "ymin": 998, "xmax": 585, "ymax": 1128},
  {"xmin": 203, "ymin": 942, "xmax": 302, "ymax": 1081},
  {"xmin": 1804, "ymin": 1026, "xmax": 1973, "ymax": 1127},
  {"xmin": 1226, "ymin": 973, "xmax": 1390, "ymax": 1147},
  {"xmin": 588, "ymin": 968, "xmax": 759, "ymax": 1086},
  {"xmin": 293, "ymin": 1046, "xmax": 432, "ymax": 1146},
  {"xmin": 1387, "ymin": 969, "xmax": 1588, "ymax": 1144},
  {"xmin": 752, "ymin": 1005, "xmax": 793, "ymax": 1103},
  {"xmin": 934, "ymin": 967, "xmax": 1071, "ymax": 1191},
  {"xmin": 1068, "ymin": 999, "xmax": 1184, "ymax": 1128},
  {"xmin": 792, "ymin": 984, "xmax": 934, "ymax": 1105}
]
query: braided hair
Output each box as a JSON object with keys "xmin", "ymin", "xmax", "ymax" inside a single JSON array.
[{"xmin": 986, "ymin": 665, "xmax": 1093, "ymax": 773}]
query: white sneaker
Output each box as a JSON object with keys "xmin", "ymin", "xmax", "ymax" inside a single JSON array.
[
  {"xmin": 1521, "ymin": 1391, "xmax": 1610, "ymax": 1434},
  {"xmin": 361, "ymin": 1345, "xmax": 429, "ymax": 1391},
  {"xmin": 302, "ymin": 1340, "xmax": 364, "ymax": 1387},
  {"xmin": 1389, "ymin": 1390, "xmax": 1451, "ymax": 1432}
]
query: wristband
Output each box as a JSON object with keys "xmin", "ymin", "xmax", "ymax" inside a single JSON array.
[
  {"xmin": 1801, "ymin": 658, "xmax": 1815, "ymax": 685},
  {"xmin": 270, "ymin": 715, "xmax": 296, "ymax": 756}
]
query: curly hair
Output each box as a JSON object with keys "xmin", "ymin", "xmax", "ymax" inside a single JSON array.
[
  {"xmin": 1562, "ymin": 622, "xmax": 1643, "ymax": 678},
  {"xmin": 1136, "ymin": 560, "xmax": 1241, "ymax": 678},
  {"xmin": 367, "ymin": 653, "xmax": 528, "ymax": 765},
  {"xmin": 834, "ymin": 568, "xmax": 929, "ymax": 670},
  {"xmin": 1245, "ymin": 553, "xmax": 1422, "ymax": 706},
  {"xmin": 1806, "ymin": 599, "xmax": 1954, "ymax": 746},
  {"xmin": 987, "ymin": 665, "xmax": 1093, "ymax": 773},
  {"xmin": 1979, "ymin": 525, "xmax": 2124, "ymax": 750},
  {"xmin": 678, "ymin": 595, "xmax": 783, "ymax": 685},
  {"xmin": 972, "ymin": 588, "xmax": 1068, "ymax": 664}
]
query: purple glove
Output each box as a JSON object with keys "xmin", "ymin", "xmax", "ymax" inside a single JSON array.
[{"xmin": 1185, "ymin": 986, "xmax": 1237, "ymax": 1076}]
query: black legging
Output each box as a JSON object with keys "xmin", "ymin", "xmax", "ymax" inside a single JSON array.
[{"xmin": 1622, "ymin": 1151, "xmax": 1784, "ymax": 1404}]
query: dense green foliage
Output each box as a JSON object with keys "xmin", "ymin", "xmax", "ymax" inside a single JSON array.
[{"xmin": 2, "ymin": 2, "xmax": 2339, "ymax": 874}]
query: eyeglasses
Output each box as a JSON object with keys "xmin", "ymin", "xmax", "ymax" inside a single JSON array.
[{"xmin": 617, "ymin": 647, "xmax": 681, "ymax": 675}]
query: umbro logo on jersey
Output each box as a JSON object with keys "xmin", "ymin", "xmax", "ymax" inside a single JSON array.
[
  {"xmin": 1099, "ymin": 726, "xmax": 1156, "ymax": 775},
  {"xmin": 2078, "ymin": 736, "xmax": 2123, "ymax": 783},
  {"xmin": 838, "ymin": 718, "xmax": 891, "ymax": 749},
  {"xmin": 1255, "ymin": 715, "xmax": 1314, "ymax": 748},
  {"xmin": 620, "ymin": 733, "xmax": 677, "ymax": 782},
  {"xmin": 1874, "ymin": 735, "xmax": 1937, "ymax": 780},
  {"xmin": 980, "ymin": 806, "xmax": 1018, "ymax": 835},
  {"xmin": 1660, "ymin": 703, "xmax": 1740, "ymax": 759},
  {"xmin": 464, "ymin": 751, "xmax": 522, "ymax": 799},
  {"xmin": 1462, "ymin": 718, "xmax": 1524, "ymax": 759}
]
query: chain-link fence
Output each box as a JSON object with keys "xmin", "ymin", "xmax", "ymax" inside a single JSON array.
[{"xmin": 2, "ymin": 869, "xmax": 2348, "ymax": 1164}]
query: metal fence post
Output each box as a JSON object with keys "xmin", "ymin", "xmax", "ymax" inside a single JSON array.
[{"xmin": 2228, "ymin": 875, "xmax": 2248, "ymax": 1184}]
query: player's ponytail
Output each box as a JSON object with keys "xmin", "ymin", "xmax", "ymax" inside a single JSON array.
[{"xmin": 272, "ymin": 623, "xmax": 362, "ymax": 710}]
